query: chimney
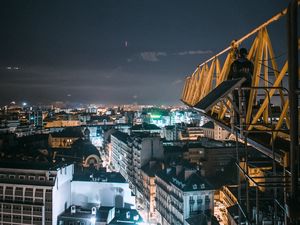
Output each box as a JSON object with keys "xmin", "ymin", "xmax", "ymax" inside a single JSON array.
[
  {"xmin": 176, "ymin": 165, "xmax": 183, "ymax": 176},
  {"xmin": 184, "ymin": 168, "xmax": 196, "ymax": 181}
]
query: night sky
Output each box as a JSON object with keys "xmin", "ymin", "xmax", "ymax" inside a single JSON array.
[{"xmin": 0, "ymin": 0, "xmax": 288, "ymax": 106}]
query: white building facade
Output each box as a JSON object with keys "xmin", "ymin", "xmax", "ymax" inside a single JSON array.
[{"xmin": 0, "ymin": 163, "xmax": 73, "ymax": 225}]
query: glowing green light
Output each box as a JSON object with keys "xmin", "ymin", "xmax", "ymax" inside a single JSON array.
[{"xmin": 150, "ymin": 114, "xmax": 161, "ymax": 119}]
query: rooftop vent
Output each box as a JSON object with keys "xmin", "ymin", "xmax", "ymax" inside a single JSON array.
[
  {"xmin": 91, "ymin": 207, "xmax": 96, "ymax": 215},
  {"xmin": 71, "ymin": 205, "xmax": 76, "ymax": 214}
]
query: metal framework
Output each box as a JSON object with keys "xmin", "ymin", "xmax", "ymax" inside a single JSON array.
[{"xmin": 181, "ymin": 1, "xmax": 299, "ymax": 224}]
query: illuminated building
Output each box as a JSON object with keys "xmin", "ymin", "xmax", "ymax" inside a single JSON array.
[
  {"xmin": 183, "ymin": 141, "xmax": 237, "ymax": 177},
  {"xmin": 179, "ymin": 126, "xmax": 204, "ymax": 141},
  {"xmin": 213, "ymin": 124, "xmax": 230, "ymax": 141},
  {"xmin": 31, "ymin": 110, "xmax": 44, "ymax": 128},
  {"xmin": 201, "ymin": 122, "xmax": 214, "ymax": 139},
  {"xmin": 155, "ymin": 165, "xmax": 215, "ymax": 225},
  {"xmin": 162, "ymin": 125, "xmax": 179, "ymax": 141},
  {"xmin": 130, "ymin": 123, "xmax": 161, "ymax": 135},
  {"xmin": 84, "ymin": 125, "xmax": 103, "ymax": 148},
  {"xmin": 44, "ymin": 120, "xmax": 81, "ymax": 129},
  {"xmin": 132, "ymin": 133, "xmax": 164, "ymax": 196},
  {"xmin": 48, "ymin": 127, "xmax": 83, "ymax": 148},
  {"xmin": 0, "ymin": 162, "xmax": 73, "ymax": 225},
  {"xmin": 111, "ymin": 131, "xmax": 164, "ymax": 193},
  {"xmin": 140, "ymin": 161, "xmax": 162, "ymax": 222},
  {"xmin": 111, "ymin": 131, "xmax": 133, "ymax": 186}
]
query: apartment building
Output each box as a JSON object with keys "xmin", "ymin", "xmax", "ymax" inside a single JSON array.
[
  {"xmin": 155, "ymin": 165, "xmax": 214, "ymax": 225},
  {"xmin": 111, "ymin": 131, "xmax": 164, "ymax": 191},
  {"xmin": 0, "ymin": 162, "xmax": 73, "ymax": 225},
  {"xmin": 111, "ymin": 131, "xmax": 133, "ymax": 187},
  {"xmin": 140, "ymin": 161, "xmax": 162, "ymax": 221}
]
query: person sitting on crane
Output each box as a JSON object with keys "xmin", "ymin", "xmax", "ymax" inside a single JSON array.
[{"xmin": 228, "ymin": 47, "xmax": 254, "ymax": 122}]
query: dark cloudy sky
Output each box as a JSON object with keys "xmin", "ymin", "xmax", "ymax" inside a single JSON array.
[{"xmin": 0, "ymin": 0, "xmax": 288, "ymax": 105}]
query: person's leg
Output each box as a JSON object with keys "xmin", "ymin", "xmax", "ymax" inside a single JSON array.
[{"xmin": 233, "ymin": 90, "xmax": 240, "ymax": 124}]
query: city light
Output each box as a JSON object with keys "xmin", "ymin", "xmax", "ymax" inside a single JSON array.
[{"xmin": 149, "ymin": 114, "xmax": 161, "ymax": 119}]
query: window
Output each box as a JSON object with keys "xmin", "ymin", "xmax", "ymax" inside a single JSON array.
[
  {"xmin": 189, "ymin": 196, "xmax": 195, "ymax": 205},
  {"xmin": 29, "ymin": 176, "xmax": 35, "ymax": 180},
  {"xmin": 14, "ymin": 205, "xmax": 21, "ymax": 210},
  {"xmin": 15, "ymin": 196, "xmax": 23, "ymax": 201},
  {"xmin": 39, "ymin": 176, "xmax": 45, "ymax": 181},
  {"xmin": 197, "ymin": 197, "xmax": 203, "ymax": 205},
  {"xmin": 9, "ymin": 175, "xmax": 15, "ymax": 179},
  {"xmin": 205, "ymin": 195, "xmax": 210, "ymax": 204},
  {"xmin": 19, "ymin": 175, "xmax": 25, "ymax": 179},
  {"xmin": 5, "ymin": 196, "xmax": 13, "ymax": 201}
]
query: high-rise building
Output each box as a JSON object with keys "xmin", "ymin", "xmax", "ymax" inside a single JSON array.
[{"xmin": 111, "ymin": 131, "xmax": 133, "ymax": 187}]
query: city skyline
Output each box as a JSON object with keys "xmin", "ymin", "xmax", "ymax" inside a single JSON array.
[{"xmin": 0, "ymin": 1, "xmax": 287, "ymax": 105}]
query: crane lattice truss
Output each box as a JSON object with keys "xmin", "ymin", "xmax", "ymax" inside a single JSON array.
[{"xmin": 181, "ymin": 3, "xmax": 299, "ymax": 166}]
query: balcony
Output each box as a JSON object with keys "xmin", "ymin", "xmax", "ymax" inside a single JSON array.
[{"xmin": 170, "ymin": 192, "xmax": 183, "ymax": 203}]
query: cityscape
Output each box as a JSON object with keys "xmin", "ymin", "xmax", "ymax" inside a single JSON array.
[{"xmin": 0, "ymin": 1, "xmax": 299, "ymax": 225}]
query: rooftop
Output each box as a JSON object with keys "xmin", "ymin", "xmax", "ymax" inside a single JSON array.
[
  {"xmin": 141, "ymin": 160, "xmax": 162, "ymax": 177},
  {"xmin": 131, "ymin": 123, "xmax": 161, "ymax": 131},
  {"xmin": 50, "ymin": 127, "xmax": 83, "ymax": 138},
  {"xmin": 0, "ymin": 160, "xmax": 71, "ymax": 171},
  {"xmin": 201, "ymin": 121, "xmax": 214, "ymax": 129},
  {"xmin": 111, "ymin": 130, "xmax": 130, "ymax": 143},
  {"xmin": 58, "ymin": 206, "xmax": 143, "ymax": 225},
  {"xmin": 156, "ymin": 165, "xmax": 214, "ymax": 192},
  {"xmin": 73, "ymin": 170, "xmax": 126, "ymax": 183}
]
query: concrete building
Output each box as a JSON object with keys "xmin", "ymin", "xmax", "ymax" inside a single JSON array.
[
  {"xmin": 155, "ymin": 165, "xmax": 214, "ymax": 225},
  {"xmin": 48, "ymin": 127, "xmax": 83, "ymax": 148},
  {"xmin": 140, "ymin": 161, "xmax": 162, "ymax": 222},
  {"xmin": 201, "ymin": 122, "xmax": 214, "ymax": 139},
  {"xmin": 132, "ymin": 133, "xmax": 164, "ymax": 195},
  {"xmin": 130, "ymin": 123, "xmax": 161, "ymax": 135},
  {"xmin": 183, "ymin": 142, "xmax": 237, "ymax": 177},
  {"xmin": 111, "ymin": 131, "xmax": 164, "ymax": 192},
  {"xmin": 162, "ymin": 125, "xmax": 179, "ymax": 141},
  {"xmin": 213, "ymin": 124, "xmax": 230, "ymax": 141},
  {"xmin": 111, "ymin": 131, "xmax": 133, "ymax": 186},
  {"xmin": 0, "ymin": 162, "xmax": 73, "ymax": 225}
]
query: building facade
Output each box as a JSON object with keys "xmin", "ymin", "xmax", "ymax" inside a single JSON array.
[
  {"xmin": 0, "ymin": 162, "xmax": 73, "ymax": 225},
  {"xmin": 155, "ymin": 166, "xmax": 214, "ymax": 225}
]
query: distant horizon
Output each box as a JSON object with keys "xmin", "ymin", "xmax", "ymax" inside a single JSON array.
[
  {"xmin": 1, "ymin": 100, "xmax": 186, "ymax": 108},
  {"xmin": 0, "ymin": 1, "xmax": 288, "ymax": 105}
]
